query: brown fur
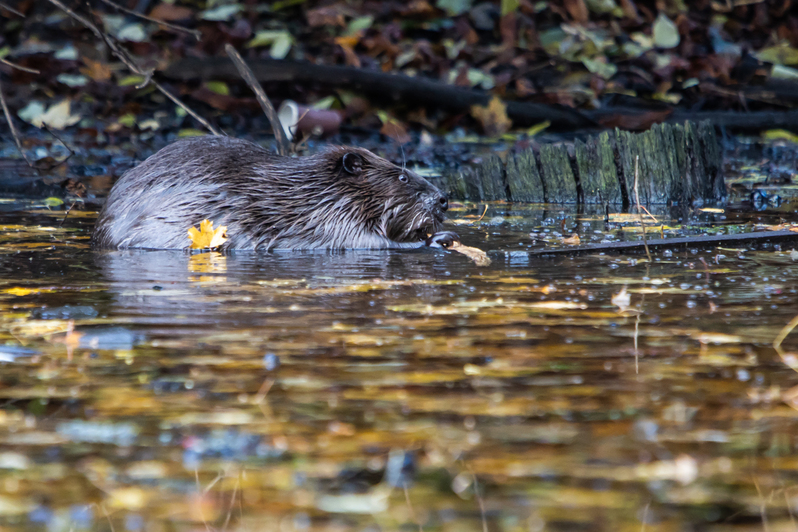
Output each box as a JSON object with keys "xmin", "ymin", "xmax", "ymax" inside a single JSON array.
[{"xmin": 92, "ymin": 135, "xmax": 451, "ymax": 250}]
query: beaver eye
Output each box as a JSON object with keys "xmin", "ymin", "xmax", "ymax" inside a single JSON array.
[{"xmin": 398, "ymin": 174, "xmax": 408, "ymax": 183}]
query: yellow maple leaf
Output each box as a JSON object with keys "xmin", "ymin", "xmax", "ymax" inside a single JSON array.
[
  {"xmin": 470, "ymin": 96, "xmax": 512, "ymax": 137},
  {"xmin": 187, "ymin": 219, "xmax": 228, "ymax": 250}
]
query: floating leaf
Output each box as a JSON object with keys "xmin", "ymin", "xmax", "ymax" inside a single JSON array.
[
  {"xmin": 652, "ymin": 13, "xmax": 679, "ymax": 49},
  {"xmin": 188, "ymin": 220, "xmax": 228, "ymax": 250},
  {"xmin": 450, "ymin": 241, "xmax": 491, "ymax": 266},
  {"xmin": 44, "ymin": 197, "xmax": 64, "ymax": 207}
]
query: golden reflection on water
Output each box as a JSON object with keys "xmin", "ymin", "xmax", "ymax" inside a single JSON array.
[{"xmin": 1, "ymin": 203, "xmax": 798, "ymax": 531}]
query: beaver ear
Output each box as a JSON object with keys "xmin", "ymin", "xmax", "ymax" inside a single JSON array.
[{"xmin": 342, "ymin": 153, "xmax": 364, "ymax": 176}]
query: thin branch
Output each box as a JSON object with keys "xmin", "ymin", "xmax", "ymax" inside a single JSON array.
[
  {"xmin": 0, "ymin": 57, "xmax": 40, "ymax": 74},
  {"xmin": 224, "ymin": 44, "xmax": 290, "ymax": 156},
  {"xmin": 59, "ymin": 201, "xmax": 76, "ymax": 228},
  {"xmin": 45, "ymin": 0, "xmax": 222, "ymax": 136},
  {"xmin": 0, "ymin": 1, "xmax": 24, "ymax": 16},
  {"xmin": 0, "ymin": 78, "xmax": 37, "ymax": 170},
  {"xmin": 95, "ymin": 0, "xmax": 202, "ymax": 40},
  {"xmin": 42, "ymin": 124, "xmax": 76, "ymax": 170}
]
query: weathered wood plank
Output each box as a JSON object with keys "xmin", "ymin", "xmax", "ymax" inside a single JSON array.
[
  {"xmin": 505, "ymin": 149, "xmax": 545, "ymax": 202},
  {"xmin": 539, "ymin": 144, "xmax": 577, "ymax": 203}
]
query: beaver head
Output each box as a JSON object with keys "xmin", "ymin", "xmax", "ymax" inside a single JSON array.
[{"xmin": 311, "ymin": 146, "xmax": 449, "ymax": 244}]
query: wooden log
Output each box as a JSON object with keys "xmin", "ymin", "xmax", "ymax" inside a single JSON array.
[
  {"xmin": 527, "ymin": 230, "xmax": 798, "ymax": 257},
  {"xmin": 505, "ymin": 149, "xmax": 545, "ymax": 202},
  {"xmin": 474, "ymin": 155, "xmax": 507, "ymax": 201},
  {"xmin": 441, "ymin": 120, "xmax": 722, "ymax": 205},
  {"xmin": 539, "ymin": 144, "xmax": 577, "ymax": 203},
  {"xmin": 575, "ymin": 132, "xmax": 622, "ymax": 204}
]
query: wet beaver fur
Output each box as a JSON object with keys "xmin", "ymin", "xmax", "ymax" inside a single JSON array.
[{"xmin": 92, "ymin": 136, "xmax": 457, "ymax": 250}]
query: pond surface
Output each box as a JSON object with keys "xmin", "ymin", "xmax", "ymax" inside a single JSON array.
[{"xmin": 2, "ymin": 199, "xmax": 798, "ymax": 532}]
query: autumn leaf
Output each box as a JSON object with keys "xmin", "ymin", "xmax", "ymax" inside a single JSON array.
[
  {"xmin": 450, "ymin": 241, "xmax": 491, "ymax": 266},
  {"xmin": 187, "ymin": 220, "xmax": 228, "ymax": 250},
  {"xmin": 470, "ymin": 96, "xmax": 512, "ymax": 137}
]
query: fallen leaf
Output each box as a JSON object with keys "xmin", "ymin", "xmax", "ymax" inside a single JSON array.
[
  {"xmin": 188, "ymin": 220, "xmax": 228, "ymax": 250},
  {"xmin": 18, "ymin": 100, "xmax": 81, "ymax": 130},
  {"xmin": 561, "ymin": 234, "xmax": 581, "ymax": 245},
  {"xmin": 611, "ymin": 286, "xmax": 631, "ymax": 312},
  {"xmin": 653, "ymin": 13, "xmax": 680, "ymax": 49},
  {"xmin": 763, "ymin": 129, "xmax": 798, "ymax": 143},
  {"xmin": 80, "ymin": 58, "xmax": 112, "ymax": 82},
  {"xmin": 149, "ymin": 3, "xmax": 193, "ymax": 21},
  {"xmin": 471, "ymin": 96, "xmax": 512, "ymax": 137},
  {"xmin": 450, "ymin": 241, "xmax": 491, "ymax": 266}
]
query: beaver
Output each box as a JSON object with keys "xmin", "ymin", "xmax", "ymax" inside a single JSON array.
[{"xmin": 92, "ymin": 135, "xmax": 457, "ymax": 250}]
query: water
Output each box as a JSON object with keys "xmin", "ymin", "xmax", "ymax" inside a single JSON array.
[{"xmin": 2, "ymin": 199, "xmax": 798, "ymax": 531}]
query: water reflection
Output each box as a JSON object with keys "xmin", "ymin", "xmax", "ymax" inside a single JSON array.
[{"xmin": 1, "ymin": 202, "xmax": 798, "ymax": 531}]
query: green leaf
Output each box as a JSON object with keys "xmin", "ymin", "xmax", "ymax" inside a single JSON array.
[
  {"xmin": 501, "ymin": 0, "xmax": 519, "ymax": 16},
  {"xmin": 118, "ymin": 113, "xmax": 136, "ymax": 128},
  {"xmin": 204, "ymin": 81, "xmax": 229, "ymax": 96},
  {"xmin": 763, "ymin": 129, "xmax": 798, "ymax": 143},
  {"xmin": 44, "ymin": 197, "xmax": 64, "ymax": 207},
  {"xmin": 118, "ymin": 75, "xmax": 145, "ymax": 87},
  {"xmin": 347, "ymin": 15, "xmax": 374, "ymax": 34},
  {"xmin": 652, "ymin": 13, "xmax": 680, "ymax": 49},
  {"xmin": 527, "ymin": 120, "xmax": 550, "ymax": 137},
  {"xmin": 247, "ymin": 30, "xmax": 293, "ymax": 59},
  {"xmin": 178, "ymin": 129, "xmax": 208, "ymax": 137},
  {"xmin": 582, "ymin": 57, "xmax": 617, "ymax": 79},
  {"xmin": 436, "ymin": 0, "xmax": 472, "ymax": 16},
  {"xmin": 755, "ymin": 42, "xmax": 798, "ymax": 66},
  {"xmin": 311, "ymin": 96, "xmax": 336, "ymax": 110}
]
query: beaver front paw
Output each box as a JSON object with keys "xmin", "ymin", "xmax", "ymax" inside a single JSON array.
[{"xmin": 426, "ymin": 231, "xmax": 460, "ymax": 249}]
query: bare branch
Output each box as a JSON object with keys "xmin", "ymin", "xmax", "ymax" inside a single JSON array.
[
  {"xmin": 0, "ymin": 1, "xmax": 24, "ymax": 16},
  {"xmin": 0, "ymin": 57, "xmax": 40, "ymax": 74},
  {"xmin": 46, "ymin": 0, "xmax": 222, "ymax": 136},
  {"xmin": 224, "ymin": 44, "xmax": 289, "ymax": 156},
  {"xmin": 0, "ymin": 78, "xmax": 37, "ymax": 170},
  {"xmin": 95, "ymin": 0, "xmax": 202, "ymax": 40}
]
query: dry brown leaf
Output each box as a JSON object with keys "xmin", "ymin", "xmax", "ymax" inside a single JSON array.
[
  {"xmin": 470, "ymin": 96, "xmax": 512, "ymax": 137},
  {"xmin": 561, "ymin": 234, "xmax": 581, "ymax": 245},
  {"xmin": 187, "ymin": 220, "xmax": 227, "ymax": 250},
  {"xmin": 79, "ymin": 58, "xmax": 112, "ymax": 82},
  {"xmin": 149, "ymin": 3, "xmax": 193, "ymax": 21},
  {"xmin": 450, "ymin": 241, "xmax": 491, "ymax": 266}
]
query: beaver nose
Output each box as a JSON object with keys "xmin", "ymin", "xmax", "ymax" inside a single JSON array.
[{"xmin": 438, "ymin": 195, "xmax": 448, "ymax": 212}]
